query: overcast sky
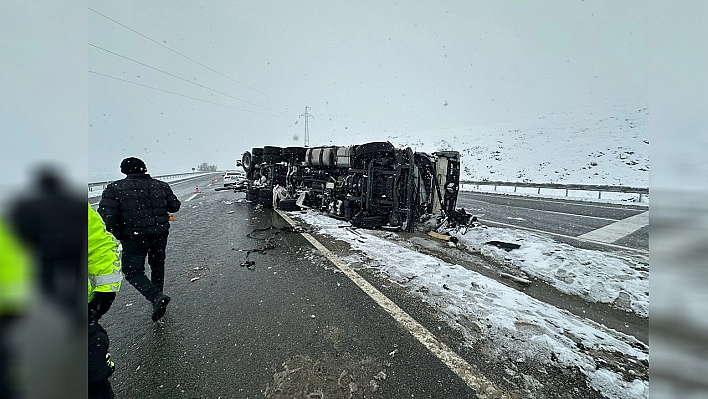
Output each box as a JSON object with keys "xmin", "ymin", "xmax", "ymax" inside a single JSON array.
[{"xmin": 85, "ymin": 1, "xmax": 649, "ymax": 180}]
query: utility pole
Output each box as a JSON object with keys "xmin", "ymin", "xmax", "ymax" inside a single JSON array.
[{"xmin": 299, "ymin": 106, "xmax": 313, "ymax": 147}]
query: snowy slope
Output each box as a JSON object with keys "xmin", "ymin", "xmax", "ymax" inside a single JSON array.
[{"xmin": 316, "ymin": 101, "xmax": 649, "ymax": 187}]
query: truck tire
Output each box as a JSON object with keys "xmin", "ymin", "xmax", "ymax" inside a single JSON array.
[
  {"xmin": 282, "ymin": 146, "xmax": 307, "ymax": 162},
  {"xmin": 263, "ymin": 146, "xmax": 283, "ymax": 163},
  {"xmin": 353, "ymin": 142, "xmax": 395, "ymax": 159},
  {"xmin": 251, "ymin": 148, "xmax": 263, "ymax": 165},
  {"xmin": 241, "ymin": 151, "xmax": 253, "ymax": 172},
  {"xmin": 258, "ymin": 188, "xmax": 273, "ymax": 207},
  {"xmin": 246, "ymin": 187, "xmax": 259, "ymax": 202},
  {"xmin": 352, "ymin": 214, "xmax": 387, "ymax": 229},
  {"xmin": 276, "ymin": 198, "xmax": 300, "ymax": 211}
]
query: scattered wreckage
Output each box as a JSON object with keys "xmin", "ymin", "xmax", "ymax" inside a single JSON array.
[
  {"xmin": 230, "ymin": 142, "xmax": 476, "ymax": 232},
  {"xmin": 226, "ymin": 142, "xmax": 526, "ymax": 282}
]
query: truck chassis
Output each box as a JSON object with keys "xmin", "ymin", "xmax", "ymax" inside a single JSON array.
[{"xmin": 237, "ymin": 142, "xmax": 462, "ymax": 232}]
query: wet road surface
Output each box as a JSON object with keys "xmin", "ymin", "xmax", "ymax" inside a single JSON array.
[
  {"xmin": 95, "ymin": 174, "xmax": 644, "ymax": 398},
  {"xmin": 101, "ymin": 175, "xmax": 481, "ymax": 398},
  {"xmin": 457, "ymin": 191, "xmax": 648, "ymax": 251}
]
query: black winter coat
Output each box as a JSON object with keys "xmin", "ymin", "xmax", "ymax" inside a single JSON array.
[{"xmin": 97, "ymin": 174, "xmax": 181, "ymax": 240}]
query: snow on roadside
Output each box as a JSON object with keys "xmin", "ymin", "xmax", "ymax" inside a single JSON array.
[
  {"xmin": 452, "ymin": 226, "xmax": 649, "ymax": 318},
  {"xmin": 461, "ymin": 185, "xmax": 650, "ymax": 205},
  {"xmin": 291, "ymin": 210, "xmax": 648, "ymax": 399}
]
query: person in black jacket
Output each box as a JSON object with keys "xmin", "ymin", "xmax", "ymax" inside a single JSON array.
[{"xmin": 98, "ymin": 157, "xmax": 181, "ymax": 322}]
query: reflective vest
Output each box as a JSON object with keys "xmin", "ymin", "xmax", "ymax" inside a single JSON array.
[
  {"xmin": 88, "ymin": 203, "xmax": 122, "ymax": 302},
  {"xmin": 0, "ymin": 216, "xmax": 32, "ymax": 315}
]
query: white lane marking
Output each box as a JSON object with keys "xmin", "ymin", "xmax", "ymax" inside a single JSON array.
[
  {"xmin": 185, "ymin": 193, "xmax": 199, "ymax": 202},
  {"xmin": 464, "ymin": 191, "xmax": 648, "ymax": 212},
  {"xmin": 459, "ymin": 198, "xmax": 618, "ymax": 222},
  {"xmin": 480, "ymin": 219, "xmax": 648, "ymax": 254},
  {"xmin": 578, "ymin": 211, "xmax": 649, "ymax": 244},
  {"xmin": 276, "ymin": 210, "xmax": 508, "ymax": 399}
]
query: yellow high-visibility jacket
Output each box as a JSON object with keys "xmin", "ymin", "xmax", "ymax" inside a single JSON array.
[
  {"xmin": 0, "ymin": 216, "xmax": 32, "ymax": 315},
  {"xmin": 88, "ymin": 203, "xmax": 122, "ymax": 302}
]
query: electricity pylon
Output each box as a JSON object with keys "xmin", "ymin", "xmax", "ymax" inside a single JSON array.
[{"xmin": 299, "ymin": 106, "xmax": 313, "ymax": 147}]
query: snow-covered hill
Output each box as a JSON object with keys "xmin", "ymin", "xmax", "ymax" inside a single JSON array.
[{"xmin": 317, "ymin": 101, "xmax": 649, "ymax": 187}]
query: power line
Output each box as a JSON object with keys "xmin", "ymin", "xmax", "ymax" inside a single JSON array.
[
  {"xmin": 88, "ymin": 7, "xmax": 298, "ymax": 109},
  {"xmin": 89, "ymin": 70, "xmax": 291, "ymax": 118},
  {"xmin": 89, "ymin": 43, "xmax": 295, "ymax": 117}
]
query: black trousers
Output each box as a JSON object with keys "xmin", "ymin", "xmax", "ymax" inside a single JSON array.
[
  {"xmin": 88, "ymin": 319, "xmax": 114, "ymax": 399},
  {"xmin": 0, "ymin": 317, "xmax": 19, "ymax": 399},
  {"xmin": 121, "ymin": 231, "xmax": 169, "ymax": 302}
]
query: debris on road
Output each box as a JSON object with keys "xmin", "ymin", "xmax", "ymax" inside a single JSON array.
[
  {"xmin": 428, "ymin": 231, "xmax": 452, "ymax": 241},
  {"xmin": 190, "ymin": 277, "xmax": 200, "ymax": 282},
  {"xmin": 240, "ymin": 260, "xmax": 256, "ymax": 270},
  {"xmin": 484, "ymin": 240, "xmax": 521, "ymax": 251},
  {"xmin": 499, "ymin": 272, "xmax": 532, "ymax": 285}
]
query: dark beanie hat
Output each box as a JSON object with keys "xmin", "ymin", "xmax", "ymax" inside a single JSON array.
[{"xmin": 120, "ymin": 157, "xmax": 147, "ymax": 175}]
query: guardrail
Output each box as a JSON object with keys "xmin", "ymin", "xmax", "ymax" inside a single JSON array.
[
  {"xmin": 88, "ymin": 172, "xmax": 212, "ymax": 193},
  {"xmin": 460, "ymin": 180, "xmax": 649, "ymax": 201}
]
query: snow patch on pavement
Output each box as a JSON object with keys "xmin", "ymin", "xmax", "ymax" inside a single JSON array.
[
  {"xmin": 292, "ymin": 210, "xmax": 648, "ymax": 399},
  {"xmin": 454, "ymin": 226, "xmax": 649, "ymax": 317}
]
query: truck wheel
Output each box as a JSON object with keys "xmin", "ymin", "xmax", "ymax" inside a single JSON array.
[
  {"xmin": 251, "ymin": 148, "xmax": 263, "ymax": 164},
  {"xmin": 258, "ymin": 188, "xmax": 273, "ymax": 207},
  {"xmin": 352, "ymin": 215, "xmax": 386, "ymax": 229},
  {"xmin": 246, "ymin": 187, "xmax": 259, "ymax": 202},
  {"xmin": 282, "ymin": 147, "xmax": 307, "ymax": 162},
  {"xmin": 241, "ymin": 151, "xmax": 252, "ymax": 172},
  {"xmin": 276, "ymin": 198, "xmax": 300, "ymax": 211},
  {"xmin": 353, "ymin": 142, "xmax": 395, "ymax": 159},
  {"xmin": 263, "ymin": 146, "xmax": 283, "ymax": 163}
]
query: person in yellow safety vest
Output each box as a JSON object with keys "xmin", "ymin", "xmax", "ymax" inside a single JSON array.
[
  {"xmin": 0, "ymin": 215, "xmax": 32, "ymax": 399},
  {"xmin": 87, "ymin": 203, "xmax": 122, "ymax": 399}
]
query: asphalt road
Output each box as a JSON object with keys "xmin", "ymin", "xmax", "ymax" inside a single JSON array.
[
  {"xmin": 456, "ymin": 191, "xmax": 649, "ymax": 252},
  {"xmin": 93, "ymin": 174, "xmax": 641, "ymax": 398},
  {"xmin": 100, "ymin": 174, "xmax": 481, "ymax": 399}
]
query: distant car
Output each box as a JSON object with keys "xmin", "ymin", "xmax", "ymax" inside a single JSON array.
[{"xmin": 223, "ymin": 171, "xmax": 246, "ymax": 186}]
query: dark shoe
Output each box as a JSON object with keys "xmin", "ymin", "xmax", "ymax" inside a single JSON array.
[
  {"xmin": 89, "ymin": 381, "xmax": 115, "ymax": 399},
  {"xmin": 152, "ymin": 294, "xmax": 171, "ymax": 322}
]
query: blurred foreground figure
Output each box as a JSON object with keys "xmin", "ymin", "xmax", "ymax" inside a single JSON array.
[
  {"xmin": 0, "ymin": 216, "xmax": 32, "ymax": 399},
  {"xmin": 10, "ymin": 166, "xmax": 85, "ymax": 325},
  {"xmin": 88, "ymin": 203, "xmax": 122, "ymax": 399},
  {"xmin": 98, "ymin": 157, "xmax": 180, "ymax": 322}
]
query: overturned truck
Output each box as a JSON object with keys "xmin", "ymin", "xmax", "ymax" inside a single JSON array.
[{"xmin": 238, "ymin": 142, "xmax": 462, "ymax": 232}]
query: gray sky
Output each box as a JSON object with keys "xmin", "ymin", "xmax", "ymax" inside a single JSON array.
[{"xmin": 87, "ymin": 1, "xmax": 647, "ymax": 180}]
